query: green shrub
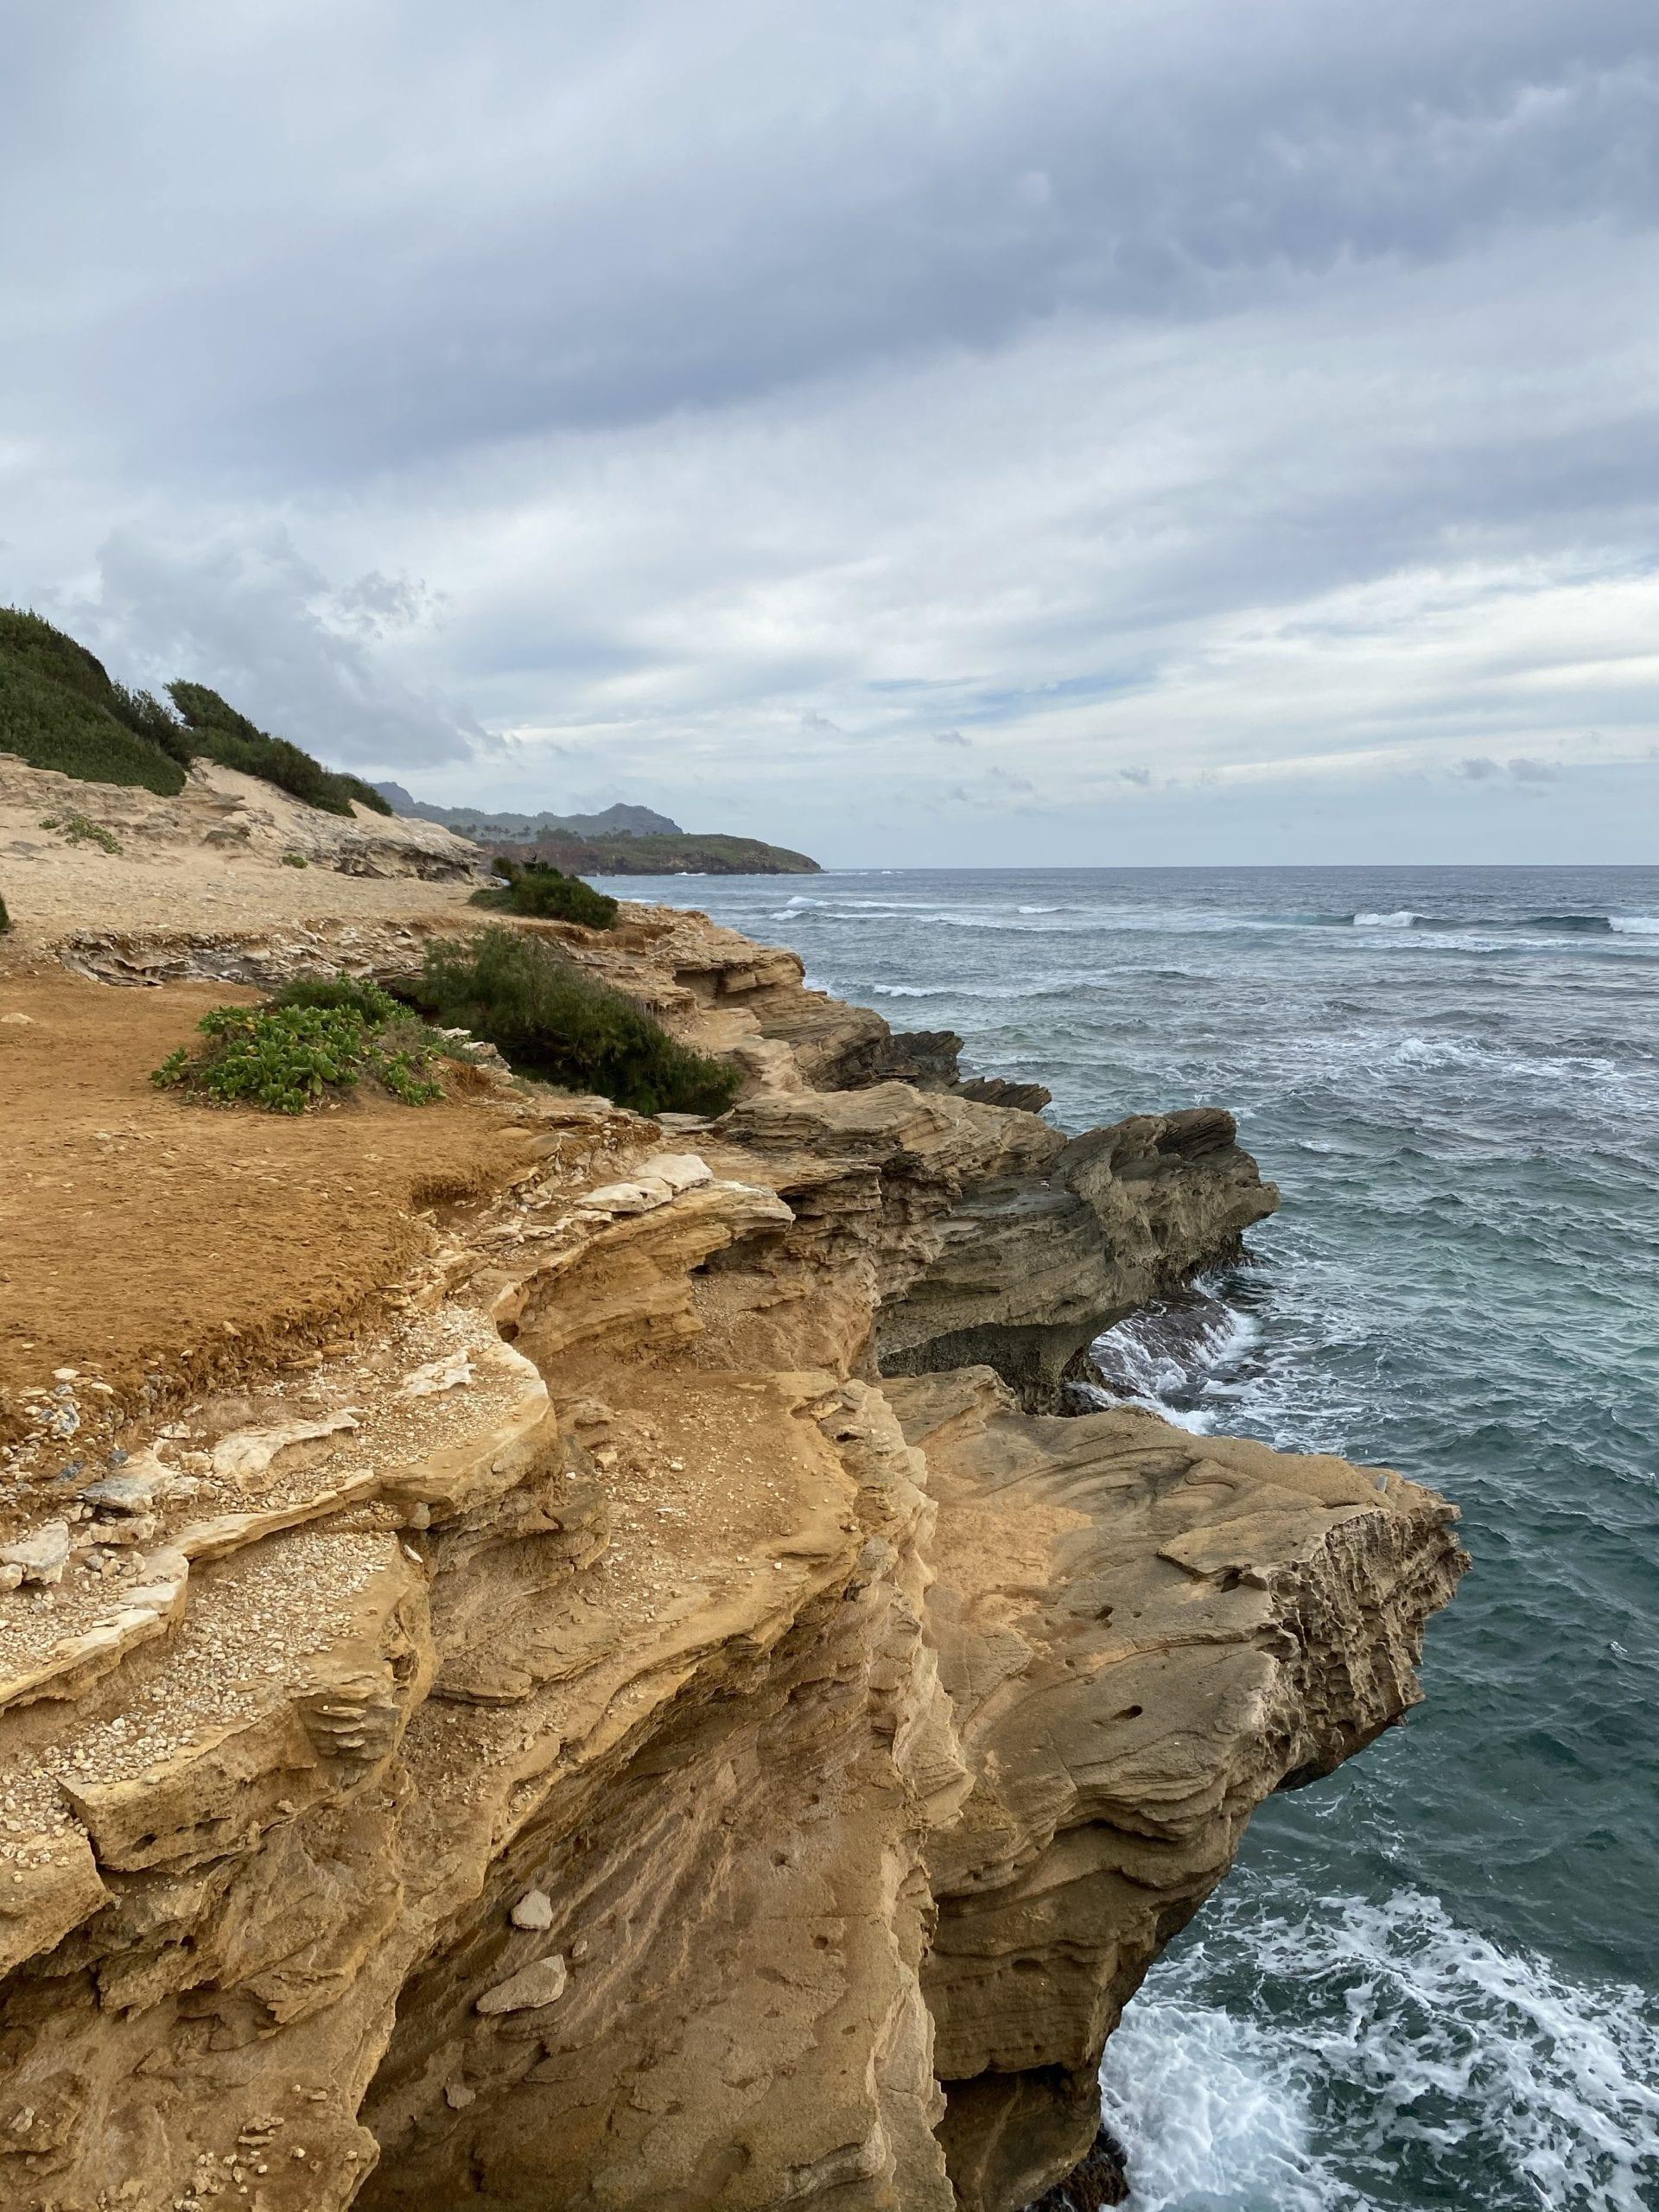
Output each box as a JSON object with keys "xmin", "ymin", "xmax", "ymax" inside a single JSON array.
[
  {"xmin": 0, "ymin": 610, "xmax": 187, "ymax": 797},
  {"xmin": 164, "ymin": 680, "xmax": 264, "ymax": 746},
  {"xmin": 414, "ymin": 927, "xmax": 739, "ymax": 1116},
  {"xmin": 153, "ymin": 998, "xmax": 443, "ymax": 1116},
  {"xmin": 470, "ymin": 858, "xmax": 619, "ymax": 928},
  {"xmin": 281, "ymin": 849, "xmax": 308, "ymax": 868},
  {"xmin": 108, "ymin": 683, "xmax": 196, "ymax": 766},
  {"xmin": 272, "ymin": 972, "xmax": 401, "ymax": 1023},
  {"xmin": 337, "ymin": 772, "xmax": 394, "ymax": 817},
  {"xmin": 0, "ymin": 890, "xmax": 10, "ymax": 933},
  {"xmin": 168, "ymin": 680, "xmax": 390, "ymax": 818}
]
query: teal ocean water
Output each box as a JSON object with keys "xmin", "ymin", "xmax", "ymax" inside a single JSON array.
[{"xmin": 597, "ymin": 866, "xmax": 1659, "ymax": 2212}]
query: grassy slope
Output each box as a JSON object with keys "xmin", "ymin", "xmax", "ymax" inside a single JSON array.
[
  {"xmin": 0, "ymin": 612, "xmax": 187, "ymax": 797},
  {"xmin": 0, "ymin": 608, "xmax": 391, "ymax": 817}
]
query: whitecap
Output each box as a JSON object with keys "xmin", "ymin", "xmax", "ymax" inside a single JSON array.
[
  {"xmin": 1101, "ymin": 1989, "xmax": 1352, "ymax": 2212},
  {"xmin": 1103, "ymin": 1885, "xmax": 1659, "ymax": 2212},
  {"xmin": 1085, "ymin": 1287, "xmax": 1262, "ymax": 1429},
  {"xmin": 1610, "ymin": 915, "xmax": 1659, "ymax": 935},
  {"xmin": 1351, "ymin": 910, "xmax": 1418, "ymax": 928}
]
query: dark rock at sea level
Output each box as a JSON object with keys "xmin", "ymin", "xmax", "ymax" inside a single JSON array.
[{"xmin": 1023, "ymin": 2128, "xmax": 1131, "ymax": 2209}]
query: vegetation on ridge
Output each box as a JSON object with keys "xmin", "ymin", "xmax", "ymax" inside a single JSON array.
[
  {"xmin": 0, "ymin": 609, "xmax": 188, "ymax": 797},
  {"xmin": 414, "ymin": 927, "xmax": 740, "ymax": 1116},
  {"xmin": 0, "ymin": 606, "xmax": 393, "ymax": 819},
  {"xmin": 167, "ymin": 680, "xmax": 392, "ymax": 818},
  {"xmin": 469, "ymin": 855, "xmax": 620, "ymax": 928}
]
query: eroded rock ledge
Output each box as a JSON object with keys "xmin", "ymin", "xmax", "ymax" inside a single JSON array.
[{"xmin": 0, "ymin": 902, "xmax": 1465, "ymax": 2212}]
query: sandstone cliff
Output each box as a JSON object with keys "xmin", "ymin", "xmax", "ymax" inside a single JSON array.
[{"xmin": 0, "ymin": 864, "xmax": 1465, "ymax": 2212}]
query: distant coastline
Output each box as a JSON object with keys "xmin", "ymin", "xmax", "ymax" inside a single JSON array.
[{"xmin": 372, "ymin": 782, "xmax": 820, "ymax": 875}]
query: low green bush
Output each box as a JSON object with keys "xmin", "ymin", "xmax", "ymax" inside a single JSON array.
[
  {"xmin": 0, "ymin": 890, "xmax": 10, "ymax": 933},
  {"xmin": 470, "ymin": 857, "xmax": 619, "ymax": 928},
  {"xmin": 416, "ymin": 927, "xmax": 739, "ymax": 1116},
  {"xmin": 41, "ymin": 813, "xmax": 121, "ymax": 855},
  {"xmin": 281, "ymin": 850, "xmax": 308, "ymax": 868},
  {"xmin": 271, "ymin": 972, "xmax": 402, "ymax": 1023},
  {"xmin": 153, "ymin": 998, "xmax": 443, "ymax": 1115}
]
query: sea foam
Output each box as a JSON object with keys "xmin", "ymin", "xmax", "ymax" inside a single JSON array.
[{"xmin": 1102, "ymin": 1886, "xmax": 1659, "ymax": 2212}]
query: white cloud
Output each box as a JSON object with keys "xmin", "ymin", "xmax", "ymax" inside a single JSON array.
[
  {"xmin": 0, "ymin": 2, "xmax": 1656, "ymax": 857},
  {"xmin": 63, "ymin": 526, "xmax": 483, "ymax": 767}
]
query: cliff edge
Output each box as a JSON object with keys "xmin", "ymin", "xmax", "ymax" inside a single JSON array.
[{"xmin": 0, "ymin": 819, "xmax": 1465, "ymax": 2211}]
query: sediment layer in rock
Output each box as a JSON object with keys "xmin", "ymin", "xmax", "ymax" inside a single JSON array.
[{"xmin": 0, "ymin": 876, "xmax": 1465, "ymax": 2212}]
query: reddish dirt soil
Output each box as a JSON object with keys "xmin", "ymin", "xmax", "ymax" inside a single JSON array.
[{"xmin": 0, "ymin": 974, "xmax": 536, "ymax": 1445}]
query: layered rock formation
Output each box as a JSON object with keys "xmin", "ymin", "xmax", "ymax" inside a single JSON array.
[{"xmin": 0, "ymin": 891, "xmax": 1465, "ymax": 2212}]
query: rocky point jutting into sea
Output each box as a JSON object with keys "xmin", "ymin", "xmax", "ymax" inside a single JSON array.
[{"xmin": 0, "ymin": 754, "xmax": 1465, "ymax": 2212}]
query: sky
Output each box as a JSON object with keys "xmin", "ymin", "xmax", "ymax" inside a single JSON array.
[{"xmin": 3, "ymin": 1, "xmax": 1657, "ymax": 866}]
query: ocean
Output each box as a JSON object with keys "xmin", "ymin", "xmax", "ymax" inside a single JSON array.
[{"xmin": 596, "ymin": 864, "xmax": 1659, "ymax": 2212}]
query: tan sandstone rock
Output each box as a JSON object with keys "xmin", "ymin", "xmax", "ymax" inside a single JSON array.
[{"xmin": 0, "ymin": 892, "xmax": 1463, "ymax": 2212}]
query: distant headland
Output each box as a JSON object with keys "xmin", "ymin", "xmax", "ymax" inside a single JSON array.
[{"xmin": 372, "ymin": 782, "xmax": 821, "ymax": 875}]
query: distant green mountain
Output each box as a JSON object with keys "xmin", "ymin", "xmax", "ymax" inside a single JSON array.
[
  {"xmin": 499, "ymin": 828, "xmax": 820, "ymax": 877},
  {"xmin": 372, "ymin": 786, "xmax": 683, "ymax": 841},
  {"xmin": 374, "ymin": 783, "xmax": 819, "ymax": 874}
]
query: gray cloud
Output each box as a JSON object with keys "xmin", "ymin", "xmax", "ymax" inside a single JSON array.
[
  {"xmin": 1456, "ymin": 753, "xmax": 1565, "ymax": 783},
  {"xmin": 0, "ymin": 3, "xmax": 1656, "ymax": 858},
  {"xmin": 6, "ymin": 4, "xmax": 1654, "ymax": 484},
  {"xmin": 67, "ymin": 528, "xmax": 482, "ymax": 768}
]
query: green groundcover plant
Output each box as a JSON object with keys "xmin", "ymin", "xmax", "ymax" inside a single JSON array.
[
  {"xmin": 469, "ymin": 857, "xmax": 619, "ymax": 928},
  {"xmin": 40, "ymin": 813, "xmax": 122, "ymax": 854},
  {"xmin": 416, "ymin": 926, "xmax": 739, "ymax": 1116},
  {"xmin": 153, "ymin": 989, "xmax": 446, "ymax": 1116}
]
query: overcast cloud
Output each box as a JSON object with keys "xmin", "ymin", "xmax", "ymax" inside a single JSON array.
[{"xmin": 3, "ymin": 0, "xmax": 1656, "ymax": 861}]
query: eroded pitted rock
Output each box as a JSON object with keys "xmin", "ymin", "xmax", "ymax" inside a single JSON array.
[
  {"xmin": 887, "ymin": 1367, "xmax": 1466, "ymax": 2211},
  {"xmin": 0, "ymin": 899, "xmax": 1462, "ymax": 2212}
]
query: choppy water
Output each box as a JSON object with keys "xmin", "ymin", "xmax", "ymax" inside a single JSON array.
[{"xmin": 597, "ymin": 865, "xmax": 1659, "ymax": 2212}]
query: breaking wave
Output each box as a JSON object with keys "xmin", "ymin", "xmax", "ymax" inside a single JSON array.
[
  {"xmin": 1103, "ymin": 1884, "xmax": 1659, "ymax": 2212},
  {"xmin": 1342, "ymin": 909, "xmax": 1659, "ymax": 938},
  {"xmin": 1079, "ymin": 1281, "xmax": 1262, "ymax": 1433}
]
